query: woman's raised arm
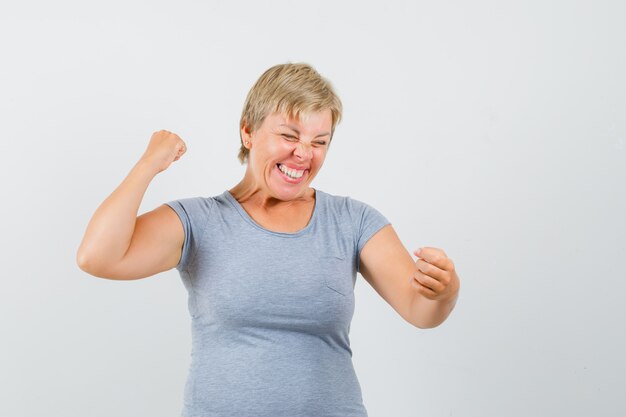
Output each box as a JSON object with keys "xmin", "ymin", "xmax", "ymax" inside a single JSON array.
[{"xmin": 76, "ymin": 130, "xmax": 187, "ymax": 280}]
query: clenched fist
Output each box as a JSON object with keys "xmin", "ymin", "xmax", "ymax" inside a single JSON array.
[
  {"xmin": 140, "ymin": 130, "xmax": 187, "ymax": 174},
  {"xmin": 410, "ymin": 247, "xmax": 460, "ymax": 302}
]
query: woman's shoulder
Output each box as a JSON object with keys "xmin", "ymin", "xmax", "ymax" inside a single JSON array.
[
  {"xmin": 316, "ymin": 189, "xmax": 373, "ymax": 210},
  {"xmin": 165, "ymin": 192, "xmax": 226, "ymax": 214},
  {"xmin": 315, "ymin": 190, "xmax": 387, "ymax": 227},
  {"xmin": 169, "ymin": 190, "xmax": 232, "ymax": 202},
  {"xmin": 315, "ymin": 189, "xmax": 390, "ymax": 245}
]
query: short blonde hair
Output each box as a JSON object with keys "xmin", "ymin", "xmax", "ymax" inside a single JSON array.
[{"xmin": 238, "ymin": 63, "xmax": 343, "ymax": 164}]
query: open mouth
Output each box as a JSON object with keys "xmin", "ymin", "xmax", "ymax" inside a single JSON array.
[{"xmin": 276, "ymin": 163, "xmax": 306, "ymax": 180}]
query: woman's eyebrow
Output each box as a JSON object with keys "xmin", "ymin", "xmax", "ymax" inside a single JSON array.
[{"xmin": 279, "ymin": 124, "xmax": 330, "ymax": 137}]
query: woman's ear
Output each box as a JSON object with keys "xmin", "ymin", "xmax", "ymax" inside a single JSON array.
[{"xmin": 240, "ymin": 123, "xmax": 252, "ymax": 148}]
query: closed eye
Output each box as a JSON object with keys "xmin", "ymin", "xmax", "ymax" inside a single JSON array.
[{"xmin": 281, "ymin": 134, "xmax": 327, "ymax": 146}]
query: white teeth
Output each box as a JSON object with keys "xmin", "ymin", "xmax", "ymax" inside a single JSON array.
[{"xmin": 278, "ymin": 164, "xmax": 304, "ymax": 179}]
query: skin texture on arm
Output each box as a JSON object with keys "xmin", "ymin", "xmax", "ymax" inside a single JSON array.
[
  {"xmin": 76, "ymin": 130, "xmax": 187, "ymax": 279},
  {"xmin": 81, "ymin": 204, "xmax": 185, "ymax": 280},
  {"xmin": 359, "ymin": 225, "xmax": 460, "ymax": 329},
  {"xmin": 76, "ymin": 159, "xmax": 158, "ymax": 273}
]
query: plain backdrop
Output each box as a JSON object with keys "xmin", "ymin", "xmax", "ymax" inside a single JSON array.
[{"xmin": 1, "ymin": 1, "xmax": 624, "ymax": 416}]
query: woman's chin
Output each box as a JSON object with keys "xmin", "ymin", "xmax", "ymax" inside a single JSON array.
[
  {"xmin": 269, "ymin": 166, "xmax": 312, "ymax": 200},
  {"xmin": 270, "ymin": 183, "xmax": 308, "ymax": 200}
]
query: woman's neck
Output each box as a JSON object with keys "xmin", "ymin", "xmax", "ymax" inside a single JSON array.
[{"xmin": 228, "ymin": 179, "xmax": 314, "ymax": 212}]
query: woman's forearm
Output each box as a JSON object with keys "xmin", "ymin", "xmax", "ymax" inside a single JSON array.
[
  {"xmin": 76, "ymin": 159, "xmax": 158, "ymax": 272},
  {"xmin": 409, "ymin": 290, "xmax": 459, "ymax": 329}
]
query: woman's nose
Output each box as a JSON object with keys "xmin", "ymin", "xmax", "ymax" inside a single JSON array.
[{"xmin": 293, "ymin": 141, "xmax": 313, "ymax": 160}]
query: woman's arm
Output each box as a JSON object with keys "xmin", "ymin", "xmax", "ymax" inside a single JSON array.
[
  {"xmin": 358, "ymin": 225, "xmax": 460, "ymax": 329},
  {"xmin": 76, "ymin": 130, "xmax": 187, "ymax": 279}
]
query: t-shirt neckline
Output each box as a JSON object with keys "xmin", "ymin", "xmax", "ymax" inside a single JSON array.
[{"xmin": 223, "ymin": 188, "xmax": 320, "ymax": 238}]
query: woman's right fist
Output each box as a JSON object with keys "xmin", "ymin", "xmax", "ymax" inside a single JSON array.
[{"xmin": 140, "ymin": 130, "xmax": 187, "ymax": 174}]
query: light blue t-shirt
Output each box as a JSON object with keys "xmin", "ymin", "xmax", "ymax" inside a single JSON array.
[{"xmin": 165, "ymin": 189, "xmax": 390, "ymax": 417}]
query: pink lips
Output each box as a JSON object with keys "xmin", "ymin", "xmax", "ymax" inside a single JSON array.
[
  {"xmin": 277, "ymin": 162, "xmax": 309, "ymax": 170},
  {"xmin": 275, "ymin": 164, "xmax": 307, "ymax": 184}
]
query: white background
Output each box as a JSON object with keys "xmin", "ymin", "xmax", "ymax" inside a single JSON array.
[{"xmin": 1, "ymin": 1, "xmax": 624, "ymax": 416}]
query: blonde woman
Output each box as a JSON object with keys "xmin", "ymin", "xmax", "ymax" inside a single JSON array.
[{"xmin": 77, "ymin": 63, "xmax": 460, "ymax": 417}]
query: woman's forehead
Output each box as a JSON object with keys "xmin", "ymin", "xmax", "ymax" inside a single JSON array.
[{"xmin": 267, "ymin": 110, "xmax": 332, "ymax": 130}]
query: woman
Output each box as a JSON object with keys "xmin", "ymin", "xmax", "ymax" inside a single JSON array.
[{"xmin": 77, "ymin": 63, "xmax": 460, "ymax": 417}]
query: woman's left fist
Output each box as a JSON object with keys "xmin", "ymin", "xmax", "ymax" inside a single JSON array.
[{"xmin": 410, "ymin": 247, "xmax": 460, "ymax": 301}]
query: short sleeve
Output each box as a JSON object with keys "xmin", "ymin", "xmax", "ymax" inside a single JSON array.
[
  {"xmin": 347, "ymin": 197, "xmax": 391, "ymax": 273},
  {"xmin": 164, "ymin": 197, "xmax": 212, "ymax": 271}
]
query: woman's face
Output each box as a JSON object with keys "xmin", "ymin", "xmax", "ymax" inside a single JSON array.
[{"xmin": 242, "ymin": 109, "xmax": 332, "ymax": 201}]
